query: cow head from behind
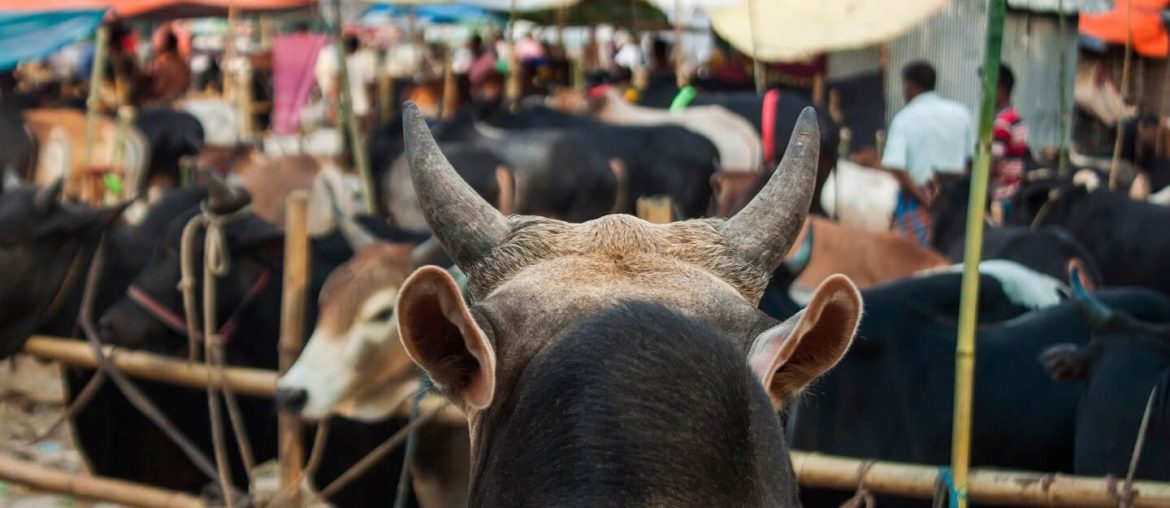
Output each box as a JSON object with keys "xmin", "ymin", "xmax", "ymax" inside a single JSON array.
[
  {"xmin": 0, "ymin": 177, "xmax": 127, "ymax": 357},
  {"xmin": 392, "ymin": 102, "xmax": 861, "ymax": 470},
  {"xmin": 275, "ymin": 240, "xmax": 421, "ymax": 421}
]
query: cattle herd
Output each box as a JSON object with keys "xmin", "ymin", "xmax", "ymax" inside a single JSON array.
[{"xmin": 1, "ymin": 83, "xmax": 1169, "ymax": 508}]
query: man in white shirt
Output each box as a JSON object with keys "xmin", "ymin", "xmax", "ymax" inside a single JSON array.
[
  {"xmin": 315, "ymin": 34, "xmax": 377, "ymax": 127},
  {"xmin": 881, "ymin": 61, "xmax": 974, "ymax": 244}
]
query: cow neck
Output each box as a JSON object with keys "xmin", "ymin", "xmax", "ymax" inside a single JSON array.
[{"xmin": 35, "ymin": 232, "xmax": 110, "ymax": 338}]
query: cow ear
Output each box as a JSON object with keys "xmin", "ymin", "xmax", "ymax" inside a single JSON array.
[
  {"xmin": 397, "ymin": 266, "xmax": 496, "ymax": 411},
  {"xmin": 1040, "ymin": 343, "xmax": 1093, "ymax": 383},
  {"xmin": 749, "ymin": 274, "xmax": 861, "ymax": 410}
]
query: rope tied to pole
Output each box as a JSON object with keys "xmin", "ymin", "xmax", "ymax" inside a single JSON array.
[
  {"xmin": 839, "ymin": 459, "xmax": 877, "ymax": 508},
  {"xmin": 1113, "ymin": 385, "xmax": 1159, "ymax": 508},
  {"xmin": 394, "ymin": 375, "xmax": 433, "ymax": 508},
  {"xmin": 177, "ymin": 203, "xmax": 263, "ymax": 505}
]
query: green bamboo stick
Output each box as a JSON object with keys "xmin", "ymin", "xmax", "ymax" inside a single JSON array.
[{"xmin": 950, "ymin": 1, "xmax": 1006, "ymax": 507}]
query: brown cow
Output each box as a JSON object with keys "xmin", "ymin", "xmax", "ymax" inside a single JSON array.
[
  {"xmin": 392, "ymin": 102, "xmax": 862, "ymax": 505},
  {"xmin": 786, "ymin": 216, "xmax": 950, "ymax": 291},
  {"xmin": 276, "ymin": 233, "xmax": 470, "ymax": 508}
]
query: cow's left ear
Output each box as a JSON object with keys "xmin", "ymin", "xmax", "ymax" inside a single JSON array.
[
  {"xmin": 749, "ymin": 274, "xmax": 862, "ymax": 410},
  {"xmin": 397, "ymin": 266, "xmax": 496, "ymax": 412}
]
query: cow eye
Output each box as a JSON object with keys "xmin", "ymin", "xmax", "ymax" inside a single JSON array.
[{"xmin": 371, "ymin": 308, "xmax": 395, "ymax": 322}]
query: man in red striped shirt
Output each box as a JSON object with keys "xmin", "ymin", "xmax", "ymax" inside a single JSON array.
[{"xmin": 992, "ymin": 64, "xmax": 1029, "ymax": 203}]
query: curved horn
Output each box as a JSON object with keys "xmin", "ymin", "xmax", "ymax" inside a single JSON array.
[
  {"xmin": 339, "ymin": 219, "xmax": 376, "ymax": 251},
  {"xmin": 721, "ymin": 107, "xmax": 820, "ymax": 274},
  {"xmin": 1069, "ymin": 265, "xmax": 1113, "ymax": 324},
  {"xmin": 34, "ymin": 177, "xmax": 64, "ymax": 215},
  {"xmin": 403, "ymin": 101, "xmax": 508, "ymax": 269}
]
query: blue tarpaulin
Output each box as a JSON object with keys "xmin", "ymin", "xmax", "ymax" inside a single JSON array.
[
  {"xmin": 363, "ymin": 3, "xmax": 500, "ymax": 25},
  {"xmin": 0, "ymin": 9, "xmax": 106, "ymax": 72}
]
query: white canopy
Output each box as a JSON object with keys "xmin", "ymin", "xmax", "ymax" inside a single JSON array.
[{"xmin": 704, "ymin": 0, "xmax": 949, "ymax": 62}]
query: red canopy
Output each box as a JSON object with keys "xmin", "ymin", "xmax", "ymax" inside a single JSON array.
[
  {"xmin": 0, "ymin": 0, "xmax": 314, "ymax": 19},
  {"xmin": 1081, "ymin": 0, "xmax": 1170, "ymax": 58}
]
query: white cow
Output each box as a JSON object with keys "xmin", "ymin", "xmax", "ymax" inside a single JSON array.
[{"xmin": 821, "ymin": 159, "xmax": 900, "ymax": 232}]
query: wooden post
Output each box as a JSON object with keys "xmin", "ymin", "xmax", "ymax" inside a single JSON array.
[
  {"xmin": 636, "ymin": 196, "xmax": 673, "ymax": 224},
  {"xmin": 747, "ymin": 0, "xmax": 765, "ymax": 94},
  {"xmin": 330, "ymin": 0, "xmax": 377, "ymax": 213},
  {"xmin": 441, "ymin": 52, "xmax": 458, "ymax": 120},
  {"xmin": 112, "ymin": 105, "xmax": 136, "ymax": 201},
  {"xmin": 1057, "ymin": 0, "xmax": 1070, "ymax": 176},
  {"xmin": 0, "ymin": 453, "xmax": 206, "ymax": 508},
  {"xmin": 225, "ymin": 3, "xmax": 240, "ymax": 101},
  {"xmin": 838, "ymin": 127, "xmax": 852, "ymax": 159},
  {"xmin": 277, "ymin": 192, "xmax": 309, "ymax": 505},
  {"xmin": 1109, "ymin": 0, "xmax": 1134, "ymax": 190},
  {"xmin": 951, "ymin": 1, "xmax": 1006, "ymax": 507},
  {"xmin": 23, "ymin": 336, "xmax": 278, "ymax": 397},
  {"xmin": 673, "ymin": 0, "xmax": 686, "ymax": 87},
  {"xmin": 84, "ymin": 26, "xmax": 110, "ymax": 179},
  {"xmin": 506, "ymin": 0, "xmax": 522, "ymax": 107},
  {"xmin": 812, "ymin": 73, "xmax": 826, "ymax": 106}
]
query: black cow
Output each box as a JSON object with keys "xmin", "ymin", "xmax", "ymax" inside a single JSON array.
[
  {"xmin": 97, "ymin": 186, "xmax": 421, "ymax": 507},
  {"xmin": 369, "ymin": 111, "xmax": 618, "ymax": 221},
  {"xmin": 0, "ymin": 180, "xmax": 215, "ymax": 490},
  {"xmin": 639, "ymin": 88, "xmax": 839, "ymax": 214},
  {"xmin": 135, "ymin": 107, "xmax": 204, "ymax": 187},
  {"xmin": 788, "ymin": 279, "xmax": 1170, "ymax": 507},
  {"xmin": 1042, "ymin": 285, "xmax": 1170, "ymax": 481},
  {"xmin": 486, "ymin": 105, "xmax": 721, "ymax": 218},
  {"xmin": 931, "ymin": 176, "xmax": 1103, "ymax": 286},
  {"xmin": 1009, "ymin": 180, "xmax": 1170, "ymax": 296},
  {"xmin": 471, "ymin": 302, "xmax": 804, "ymax": 506}
]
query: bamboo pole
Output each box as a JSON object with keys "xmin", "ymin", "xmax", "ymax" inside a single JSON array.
[
  {"xmin": 747, "ymin": 0, "xmax": 764, "ymax": 94},
  {"xmin": 791, "ymin": 452, "xmax": 1170, "ymax": 507},
  {"xmin": 1057, "ymin": 0, "xmax": 1070, "ymax": 176},
  {"xmin": 23, "ymin": 336, "xmax": 277, "ymax": 397},
  {"xmin": 277, "ymin": 192, "xmax": 309, "ymax": 505},
  {"xmin": 0, "ymin": 453, "xmax": 206, "ymax": 508},
  {"xmin": 330, "ymin": 0, "xmax": 376, "ymax": 213},
  {"xmin": 951, "ymin": 1, "xmax": 1006, "ymax": 507},
  {"xmin": 441, "ymin": 52, "xmax": 457, "ymax": 120},
  {"xmin": 84, "ymin": 26, "xmax": 110, "ymax": 181},
  {"xmin": 636, "ymin": 196, "xmax": 673, "ymax": 223},
  {"xmin": 111, "ymin": 105, "xmax": 135, "ymax": 201},
  {"xmin": 1110, "ymin": 0, "xmax": 1134, "ymax": 190},
  {"xmin": 673, "ymin": 0, "xmax": 685, "ymax": 87}
]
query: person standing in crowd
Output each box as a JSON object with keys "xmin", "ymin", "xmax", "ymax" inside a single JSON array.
[
  {"xmin": 464, "ymin": 35, "xmax": 498, "ymax": 97},
  {"xmin": 990, "ymin": 64, "xmax": 1029, "ymax": 203},
  {"xmin": 146, "ymin": 29, "xmax": 191, "ymax": 105},
  {"xmin": 881, "ymin": 61, "xmax": 974, "ymax": 245},
  {"xmin": 315, "ymin": 34, "xmax": 377, "ymax": 131},
  {"xmin": 612, "ymin": 30, "xmax": 645, "ymax": 74}
]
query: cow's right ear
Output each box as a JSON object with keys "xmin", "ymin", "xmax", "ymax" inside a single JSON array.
[
  {"xmin": 397, "ymin": 266, "xmax": 496, "ymax": 411},
  {"xmin": 749, "ymin": 275, "xmax": 862, "ymax": 410}
]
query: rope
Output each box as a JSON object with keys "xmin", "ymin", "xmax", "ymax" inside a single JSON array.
[
  {"xmin": 33, "ymin": 367, "xmax": 105, "ymax": 444},
  {"xmin": 839, "ymin": 459, "xmax": 876, "ymax": 508},
  {"xmin": 74, "ymin": 236, "xmax": 225, "ymax": 489},
  {"xmin": 1116, "ymin": 385, "xmax": 1159, "ymax": 508},
  {"xmin": 315, "ymin": 387, "xmax": 448, "ymax": 502},
  {"xmin": 177, "ymin": 205, "xmax": 258, "ymax": 506},
  {"xmin": 937, "ymin": 467, "xmax": 963, "ymax": 508},
  {"xmin": 394, "ymin": 376, "xmax": 433, "ymax": 508}
]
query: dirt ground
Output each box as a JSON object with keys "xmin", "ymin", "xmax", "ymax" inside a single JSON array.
[{"xmin": 0, "ymin": 355, "xmax": 112, "ymax": 508}]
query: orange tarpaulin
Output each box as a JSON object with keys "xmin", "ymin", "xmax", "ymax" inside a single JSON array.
[
  {"xmin": 1080, "ymin": 0, "xmax": 1170, "ymax": 58},
  {"xmin": 0, "ymin": 0, "xmax": 313, "ymax": 19}
]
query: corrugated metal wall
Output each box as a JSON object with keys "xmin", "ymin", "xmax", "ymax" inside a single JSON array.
[
  {"xmin": 883, "ymin": 0, "xmax": 1077, "ymax": 152},
  {"xmin": 1001, "ymin": 12, "xmax": 1079, "ymax": 150}
]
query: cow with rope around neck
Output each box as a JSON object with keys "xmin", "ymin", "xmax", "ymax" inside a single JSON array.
[{"xmin": 386, "ymin": 102, "xmax": 862, "ymax": 506}]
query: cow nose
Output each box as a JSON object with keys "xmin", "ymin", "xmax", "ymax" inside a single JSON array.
[{"xmin": 275, "ymin": 387, "xmax": 308, "ymax": 413}]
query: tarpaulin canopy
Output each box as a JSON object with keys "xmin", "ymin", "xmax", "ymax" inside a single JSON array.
[
  {"xmin": 362, "ymin": 0, "xmax": 578, "ymax": 12},
  {"xmin": 0, "ymin": 0, "xmax": 314, "ymax": 19},
  {"xmin": 704, "ymin": 0, "xmax": 948, "ymax": 62},
  {"xmin": 365, "ymin": 3, "xmax": 499, "ymax": 24},
  {"xmin": 0, "ymin": 9, "xmax": 105, "ymax": 71},
  {"xmin": 1080, "ymin": 0, "xmax": 1170, "ymax": 57}
]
